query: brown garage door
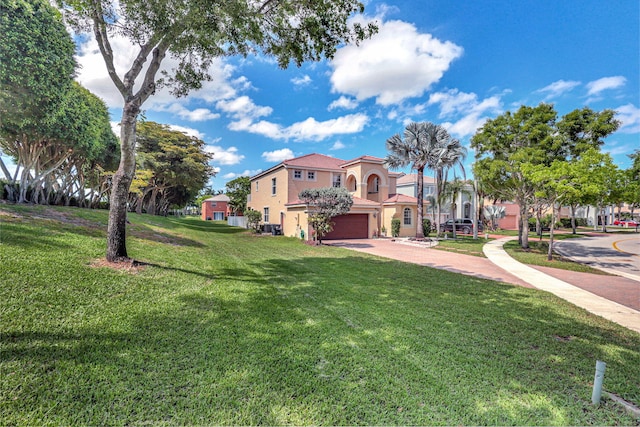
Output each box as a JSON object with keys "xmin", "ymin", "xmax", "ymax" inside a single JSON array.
[{"xmin": 323, "ymin": 214, "xmax": 368, "ymax": 240}]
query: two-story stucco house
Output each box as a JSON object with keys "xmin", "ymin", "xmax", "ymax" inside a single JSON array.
[
  {"xmin": 246, "ymin": 153, "xmax": 428, "ymax": 240},
  {"xmin": 201, "ymin": 194, "xmax": 231, "ymax": 221}
]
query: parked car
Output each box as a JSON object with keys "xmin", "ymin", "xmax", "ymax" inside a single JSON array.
[
  {"xmin": 613, "ymin": 219, "xmax": 639, "ymax": 227},
  {"xmin": 439, "ymin": 218, "xmax": 484, "ymax": 234}
]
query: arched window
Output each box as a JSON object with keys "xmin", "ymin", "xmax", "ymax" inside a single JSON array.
[
  {"xmin": 346, "ymin": 175, "xmax": 357, "ymax": 192},
  {"xmin": 403, "ymin": 208, "xmax": 412, "ymax": 225}
]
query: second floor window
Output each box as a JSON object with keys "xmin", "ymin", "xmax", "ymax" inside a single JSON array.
[
  {"xmin": 293, "ymin": 170, "xmax": 302, "ymax": 180},
  {"xmin": 333, "ymin": 174, "xmax": 342, "ymax": 188},
  {"xmin": 307, "ymin": 171, "xmax": 316, "ymax": 181},
  {"xmin": 271, "ymin": 177, "xmax": 276, "ymax": 195}
]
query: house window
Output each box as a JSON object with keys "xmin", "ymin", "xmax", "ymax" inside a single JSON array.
[
  {"xmin": 403, "ymin": 207, "xmax": 412, "ymax": 225},
  {"xmin": 271, "ymin": 177, "xmax": 277, "ymax": 195},
  {"xmin": 213, "ymin": 212, "xmax": 224, "ymax": 220},
  {"xmin": 293, "ymin": 170, "xmax": 302, "ymax": 180},
  {"xmin": 256, "ymin": 181, "xmax": 259, "ymax": 191},
  {"xmin": 263, "ymin": 207, "xmax": 270, "ymax": 223},
  {"xmin": 332, "ymin": 174, "xmax": 342, "ymax": 188},
  {"xmin": 307, "ymin": 171, "xmax": 316, "ymax": 181}
]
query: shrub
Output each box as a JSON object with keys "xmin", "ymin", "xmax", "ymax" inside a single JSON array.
[
  {"xmin": 422, "ymin": 218, "xmax": 431, "ymax": 237},
  {"xmin": 244, "ymin": 209, "xmax": 262, "ymax": 233},
  {"xmin": 391, "ymin": 218, "xmax": 401, "ymax": 237}
]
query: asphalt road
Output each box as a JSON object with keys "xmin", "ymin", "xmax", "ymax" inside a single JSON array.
[{"xmin": 554, "ymin": 231, "xmax": 640, "ymax": 281}]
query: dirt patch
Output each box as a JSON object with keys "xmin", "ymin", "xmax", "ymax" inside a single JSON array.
[{"xmin": 89, "ymin": 258, "xmax": 147, "ymax": 274}]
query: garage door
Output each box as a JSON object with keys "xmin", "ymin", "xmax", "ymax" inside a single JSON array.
[{"xmin": 323, "ymin": 214, "xmax": 368, "ymax": 240}]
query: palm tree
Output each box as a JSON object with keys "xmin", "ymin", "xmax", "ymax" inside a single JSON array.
[
  {"xmin": 385, "ymin": 123, "xmax": 426, "ymax": 238},
  {"xmin": 443, "ymin": 178, "xmax": 472, "ymax": 238},
  {"xmin": 430, "ymin": 135, "xmax": 467, "ymax": 236}
]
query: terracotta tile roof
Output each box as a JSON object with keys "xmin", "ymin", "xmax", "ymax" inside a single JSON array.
[
  {"xmin": 395, "ymin": 173, "xmax": 436, "ymax": 185},
  {"xmin": 383, "ymin": 194, "xmax": 419, "ymax": 204},
  {"xmin": 341, "ymin": 155, "xmax": 385, "ymax": 167},
  {"xmin": 283, "ymin": 153, "xmax": 346, "ymax": 170},
  {"xmin": 351, "ymin": 196, "xmax": 382, "ymax": 207},
  {"xmin": 204, "ymin": 194, "xmax": 230, "ymax": 202}
]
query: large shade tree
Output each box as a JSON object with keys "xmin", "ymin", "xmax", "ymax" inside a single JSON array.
[
  {"xmin": 60, "ymin": 0, "xmax": 377, "ymax": 261},
  {"xmin": 0, "ymin": 0, "xmax": 77, "ymax": 200}
]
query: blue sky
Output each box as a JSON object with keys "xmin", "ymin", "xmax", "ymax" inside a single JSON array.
[{"xmin": 8, "ymin": 1, "xmax": 638, "ymax": 191}]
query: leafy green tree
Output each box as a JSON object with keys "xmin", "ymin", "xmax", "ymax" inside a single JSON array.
[
  {"xmin": 623, "ymin": 150, "xmax": 640, "ymax": 217},
  {"xmin": 225, "ymin": 176, "xmax": 251, "ymax": 215},
  {"xmin": 60, "ymin": 0, "xmax": 377, "ymax": 261},
  {"xmin": 135, "ymin": 121, "xmax": 214, "ymax": 215},
  {"xmin": 472, "ymin": 104, "xmax": 558, "ymax": 249},
  {"xmin": 299, "ymin": 187, "xmax": 353, "ymax": 243},
  {"xmin": 0, "ymin": 0, "xmax": 77, "ymax": 200}
]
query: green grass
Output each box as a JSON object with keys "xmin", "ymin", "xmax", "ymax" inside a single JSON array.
[
  {"xmin": 1, "ymin": 204, "xmax": 639, "ymax": 425},
  {"xmin": 503, "ymin": 239, "xmax": 611, "ymax": 275},
  {"xmin": 432, "ymin": 235, "xmax": 489, "ymax": 257}
]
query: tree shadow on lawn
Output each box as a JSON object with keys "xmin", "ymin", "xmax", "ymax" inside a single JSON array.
[
  {"xmin": 166, "ymin": 217, "xmax": 248, "ymax": 234},
  {"xmin": 2, "ymin": 255, "xmax": 639, "ymax": 425}
]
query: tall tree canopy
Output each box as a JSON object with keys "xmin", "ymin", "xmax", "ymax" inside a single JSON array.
[
  {"xmin": 60, "ymin": 0, "xmax": 377, "ymax": 261},
  {"xmin": 472, "ymin": 104, "xmax": 620, "ymax": 247},
  {"xmin": 134, "ymin": 121, "xmax": 214, "ymax": 215},
  {"xmin": 225, "ymin": 176, "xmax": 251, "ymax": 215},
  {"xmin": 0, "ymin": 0, "xmax": 78, "ymax": 199}
]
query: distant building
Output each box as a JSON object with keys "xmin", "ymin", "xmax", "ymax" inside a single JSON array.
[{"xmin": 201, "ymin": 194, "xmax": 231, "ymax": 221}]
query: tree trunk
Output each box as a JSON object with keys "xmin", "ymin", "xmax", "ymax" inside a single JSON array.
[
  {"xmin": 547, "ymin": 204, "xmax": 557, "ymax": 261},
  {"xmin": 106, "ymin": 102, "xmax": 139, "ymax": 262},
  {"xmin": 416, "ymin": 166, "xmax": 424, "ymax": 238},
  {"xmin": 519, "ymin": 204, "xmax": 529, "ymax": 249}
]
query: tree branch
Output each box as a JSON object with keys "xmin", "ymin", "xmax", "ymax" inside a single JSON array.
[
  {"xmin": 91, "ymin": 0, "xmax": 126, "ymax": 96},
  {"xmin": 134, "ymin": 36, "xmax": 172, "ymax": 105}
]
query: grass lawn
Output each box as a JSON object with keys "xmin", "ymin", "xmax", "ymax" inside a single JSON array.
[
  {"xmin": 431, "ymin": 235, "xmax": 489, "ymax": 257},
  {"xmin": 503, "ymin": 235, "xmax": 611, "ymax": 275},
  {"xmin": 1, "ymin": 204, "xmax": 639, "ymax": 425}
]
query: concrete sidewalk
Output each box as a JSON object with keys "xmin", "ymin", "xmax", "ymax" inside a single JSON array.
[
  {"xmin": 327, "ymin": 237, "xmax": 640, "ymax": 334},
  {"xmin": 484, "ymin": 237, "xmax": 640, "ymax": 334}
]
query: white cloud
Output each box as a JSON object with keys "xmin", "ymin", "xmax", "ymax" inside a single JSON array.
[
  {"xmin": 216, "ymin": 96, "xmax": 273, "ymax": 120},
  {"xmin": 159, "ymin": 103, "xmax": 220, "ymax": 122},
  {"xmin": 291, "ymin": 75, "xmax": 312, "ymax": 86},
  {"xmin": 286, "ymin": 114, "xmax": 369, "ymax": 141},
  {"xmin": 262, "ymin": 148, "xmax": 294, "ymax": 162},
  {"xmin": 75, "ymin": 32, "xmax": 239, "ymax": 111},
  {"xmin": 427, "ymin": 89, "xmax": 502, "ymax": 137},
  {"xmin": 168, "ymin": 125, "xmax": 205, "ymax": 139},
  {"xmin": 222, "ymin": 169, "xmax": 262, "ymax": 180},
  {"xmin": 205, "ymin": 146, "xmax": 245, "ymax": 165},
  {"xmin": 330, "ymin": 141, "xmax": 346, "ymax": 150},
  {"xmin": 328, "ymin": 96, "xmax": 358, "ymax": 111},
  {"xmin": 229, "ymin": 113, "xmax": 369, "ymax": 142},
  {"xmin": 536, "ymin": 80, "xmax": 581, "ymax": 99},
  {"xmin": 329, "ymin": 19, "xmax": 463, "ymax": 105},
  {"xmin": 616, "ymin": 103, "xmax": 640, "ymax": 134},
  {"xmin": 586, "ymin": 76, "xmax": 626, "ymax": 96}
]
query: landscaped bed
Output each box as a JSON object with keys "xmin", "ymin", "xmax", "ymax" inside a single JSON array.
[{"xmin": 1, "ymin": 204, "xmax": 638, "ymax": 425}]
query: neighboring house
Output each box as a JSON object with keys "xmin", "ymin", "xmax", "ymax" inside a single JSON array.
[
  {"xmin": 246, "ymin": 153, "xmax": 426, "ymax": 240},
  {"xmin": 396, "ymin": 174, "xmax": 479, "ymax": 226},
  {"xmin": 201, "ymin": 194, "xmax": 231, "ymax": 221}
]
